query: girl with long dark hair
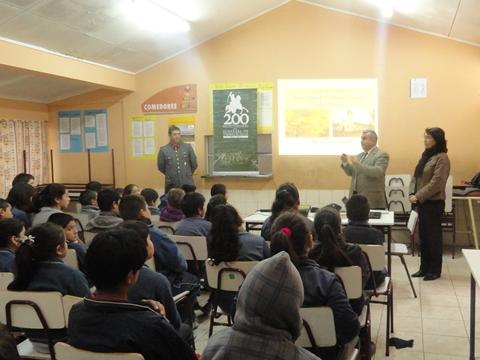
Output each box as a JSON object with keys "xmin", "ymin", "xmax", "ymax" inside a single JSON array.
[{"xmin": 31, "ymin": 183, "xmax": 70, "ymax": 227}]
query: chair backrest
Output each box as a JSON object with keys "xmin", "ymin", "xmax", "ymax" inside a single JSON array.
[
  {"xmin": 64, "ymin": 248, "xmax": 79, "ymax": 270},
  {"xmin": 334, "ymin": 266, "xmax": 363, "ymax": 299},
  {"xmin": 54, "ymin": 342, "xmax": 145, "ymax": 360},
  {"xmin": 359, "ymin": 244, "xmax": 386, "ymax": 271},
  {"xmin": 0, "ymin": 290, "xmax": 65, "ymax": 329},
  {"xmin": 296, "ymin": 307, "xmax": 337, "ymax": 348},
  {"xmin": 445, "ymin": 175, "xmax": 453, "ymax": 213},
  {"xmin": 62, "ymin": 295, "xmax": 82, "ymax": 325},
  {"xmin": 67, "ymin": 213, "xmax": 90, "ymax": 230},
  {"xmin": 170, "ymin": 235, "xmax": 208, "ymax": 261},
  {"xmin": 205, "ymin": 259, "xmax": 257, "ymax": 291},
  {"xmin": 83, "ymin": 231, "xmax": 97, "ymax": 246},
  {"xmin": 407, "ymin": 210, "xmax": 419, "ymax": 235},
  {"xmin": 0, "ymin": 272, "xmax": 14, "ymax": 291},
  {"xmin": 144, "ymin": 257, "xmax": 156, "ymax": 272}
]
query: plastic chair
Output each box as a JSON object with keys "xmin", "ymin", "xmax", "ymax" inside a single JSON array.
[
  {"xmin": 170, "ymin": 235, "xmax": 208, "ymax": 275},
  {"xmin": 64, "ymin": 249, "xmax": 79, "ymax": 270},
  {"xmin": 54, "ymin": 342, "xmax": 144, "ymax": 360},
  {"xmin": 0, "ymin": 272, "xmax": 14, "ymax": 291}
]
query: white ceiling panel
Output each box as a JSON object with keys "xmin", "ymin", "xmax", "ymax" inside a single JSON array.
[{"xmin": 450, "ymin": 0, "xmax": 480, "ymax": 44}]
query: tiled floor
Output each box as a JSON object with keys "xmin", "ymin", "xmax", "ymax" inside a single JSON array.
[{"xmin": 193, "ymin": 250, "xmax": 477, "ymax": 359}]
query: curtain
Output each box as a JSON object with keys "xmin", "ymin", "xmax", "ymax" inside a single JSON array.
[{"xmin": 0, "ymin": 119, "xmax": 48, "ymax": 198}]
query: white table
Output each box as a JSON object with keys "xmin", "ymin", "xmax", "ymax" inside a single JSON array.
[
  {"xmin": 462, "ymin": 249, "xmax": 480, "ymax": 360},
  {"xmin": 244, "ymin": 210, "xmax": 395, "ymax": 273},
  {"xmin": 453, "ymin": 196, "xmax": 479, "ymax": 250}
]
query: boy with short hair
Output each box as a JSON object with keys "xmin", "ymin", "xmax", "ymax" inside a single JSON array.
[
  {"xmin": 67, "ymin": 229, "xmax": 196, "ymax": 360},
  {"xmin": 79, "ymin": 190, "xmax": 100, "ymax": 218},
  {"xmin": 0, "ymin": 199, "xmax": 13, "ymax": 219},
  {"xmin": 175, "ymin": 192, "xmax": 211, "ymax": 237},
  {"xmin": 86, "ymin": 189, "xmax": 123, "ymax": 232},
  {"xmin": 210, "ymin": 183, "xmax": 227, "ymax": 199},
  {"xmin": 140, "ymin": 188, "xmax": 160, "ymax": 215}
]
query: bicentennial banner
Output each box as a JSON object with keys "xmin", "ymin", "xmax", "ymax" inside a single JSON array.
[{"xmin": 212, "ymin": 88, "xmax": 258, "ymax": 173}]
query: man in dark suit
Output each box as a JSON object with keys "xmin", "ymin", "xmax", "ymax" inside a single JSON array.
[{"xmin": 341, "ymin": 130, "xmax": 389, "ymax": 209}]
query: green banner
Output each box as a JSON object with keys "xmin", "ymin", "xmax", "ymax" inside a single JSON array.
[{"xmin": 213, "ymin": 88, "xmax": 258, "ymax": 173}]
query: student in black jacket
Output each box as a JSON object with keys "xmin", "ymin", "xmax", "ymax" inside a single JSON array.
[
  {"xmin": 270, "ymin": 212, "xmax": 359, "ymax": 360},
  {"xmin": 68, "ymin": 229, "xmax": 196, "ymax": 360},
  {"xmin": 310, "ymin": 206, "xmax": 370, "ymax": 315}
]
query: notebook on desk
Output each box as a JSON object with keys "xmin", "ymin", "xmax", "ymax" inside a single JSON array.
[{"xmin": 369, "ymin": 211, "xmax": 382, "ymax": 219}]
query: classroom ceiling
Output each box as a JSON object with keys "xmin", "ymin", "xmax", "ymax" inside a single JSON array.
[{"xmin": 0, "ymin": 0, "xmax": 478, "ymax": 103}]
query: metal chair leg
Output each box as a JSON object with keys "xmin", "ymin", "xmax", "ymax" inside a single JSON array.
[{"xmin": 400, "ymin": 254, "xmax": 417, "ymax": 298}]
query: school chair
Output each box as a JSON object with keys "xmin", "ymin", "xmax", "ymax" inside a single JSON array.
[
  {"xmin": 54, "ymin": 342, "xmax": 144, "ymax": 360},
  {"xmin": 170, "ymin": 235, "xmax": 208, "ymax": 275},
  {"xmin": 0, "ymin": 272, "xmax": 14, "ymax": 291},
  {"xmin": 296, "ymin": 306, "xmax": 359, "ymax": 360},
  {"xmin": 64, "ymin": 248, "xmax": 79, "ymax": 270},
  {"xmin": 205, "ymin": 259, "xmax": 258, "ymax": 337}
]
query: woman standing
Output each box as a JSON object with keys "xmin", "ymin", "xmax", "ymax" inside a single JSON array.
[{"xmin": 410, "ymin": 127, "xmax": 450, "ymax": 281}]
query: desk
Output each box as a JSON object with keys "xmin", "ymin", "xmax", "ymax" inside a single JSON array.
[
  {"xmin": 462, "ymin": 249, "xmax": 480, "ymax": 360},
  {"xmin": 453, "ymin": 196, "xmax": 479, "ymax": 250},
  {"xmin": 244, "ymin": 210, "xmax": 395, "ymax": 273}
]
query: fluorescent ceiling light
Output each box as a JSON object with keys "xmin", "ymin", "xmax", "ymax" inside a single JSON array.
[
  {"xmin": 368, "ymin": 0, "xmax": 418, "ymax": 18},
  {"xmin": 119, "ymin": 0, "xmax": 190, "ymax": 33}
]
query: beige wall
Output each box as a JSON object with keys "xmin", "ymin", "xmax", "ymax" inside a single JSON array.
[
  {"xmin": 0, "ymin": 98, "xmax": 48, "ymax": 121},
  {"xmin": 28, "ymin": 1, "xmax": 480, "ymax": 189}
]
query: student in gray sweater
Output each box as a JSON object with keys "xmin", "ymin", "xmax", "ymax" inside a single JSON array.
[{"xmin": 175, "ymin": 192, "xmax": 211, "ymax": 237}]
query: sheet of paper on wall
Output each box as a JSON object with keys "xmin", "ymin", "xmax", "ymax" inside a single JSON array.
[
  {"xmin": 97, "ymin": 128, "xmax": 108, "ymax": 147},
  {"xmin": 96, "ymin": 113, "xmax": 107, "ymax": 126},
  {"xmin": 178, "ymin": 124, "xmax": 194, "ymax": 136},
  {"xmin": 70, "ymin": 117, "xmax": 81, "ymax": 135},
  {"xmin": 85, "ymin": 132, "xmax": 97, "ymax": 149},
  {"xmin": 132, "ymin": 121, "xmax": 143, "ymax": 138},
  {"xmin": 133, "ymin": 139, "xmax": 143, "ymax": 157},
  {"xmin": 144, "ymin": 137, "xmax": 155, "ymax": 155},
  {"xmin": 143, "ymin": 121, "xmax": 155, "ymax": 137},
  {"xmin": 258, "ymin": 89, "xmax": 273, "ymax": 132},
  {"xmin": 84, "ymin": 115, "xmax": 96, "ymax": 128},
  {"xmin": 60, "ymin": 134, "xmax": 70, "ymax": 150},
  {"xmin": 59, "ymin": 117, "xmax": 70, "ymax": 133}
]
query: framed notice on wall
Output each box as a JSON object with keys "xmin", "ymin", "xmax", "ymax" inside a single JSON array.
[
  {"xmin": 58, "ymin": 111, "xmax": 82, "ymax": 152},
  {"xmin": 129, "ymin": 115, "xmax": 157, "ymax": 159},
  {"xmin": 84, "ymin": 109, "xmax": 109, "ymax": 152}
]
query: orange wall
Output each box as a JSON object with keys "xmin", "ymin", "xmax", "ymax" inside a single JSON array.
[
  {"xmin": 0, "ymin": 98, "xmax": 48, "ymax": 121},
  {"xmin": 48, "ymin": 1, "xmax": 480, "ymax": 189}
]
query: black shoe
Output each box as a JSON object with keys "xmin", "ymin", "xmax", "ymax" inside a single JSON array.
[
  {"xmin": 423, "ymin": 274, "xmax": 440, "ymax": 281},
  {"xmin": 411, "ymin": 270, "xmax": 425, "ymax": 277}
]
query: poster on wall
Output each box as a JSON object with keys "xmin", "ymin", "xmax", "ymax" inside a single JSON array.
[
  {"xmin": 83, "ymin": 109, "xmax": 109, "ymax": 152},
  {"xmin": 58, "ymin": 111, "xmax": 82, "ymax": 152},
  {"xmin": 212, "ymin": 88, "xmax": 258, "ymax": 174},
  {"xmin": 209, "ymin": 82, "xmax": 273, "ymax": 133},
  {"xmin": 129, "ymin": 115, "xmax": 157, "ymax": 159},
  {"xmin": 168, "ymin": 115, "xmax": 195, "ymax": 150},
  {"xmin": 142, "ymin": 84, "xmax": 197, "ymax": 114}
]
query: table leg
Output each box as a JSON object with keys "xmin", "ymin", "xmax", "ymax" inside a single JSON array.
[
  {"xmin": 387, "ymin": 226, "xmax": 392, "ymax": 276},
  {"xmin": 468, "ymin": 199, "xmax": 479, "ymax": 249},
  {"xmin": 470, "ymin": 274, "xmax": 476, "ymax": 360}
]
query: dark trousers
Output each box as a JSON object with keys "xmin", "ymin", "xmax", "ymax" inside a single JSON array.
[{"xmin": 418, "ymin": 200, "xmax": 445, "ymax": 276}]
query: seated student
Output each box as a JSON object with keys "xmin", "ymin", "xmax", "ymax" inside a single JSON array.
[
  {"xmin": 158, "ymin": 183, "xmax": 176, "ymax": 211},
  {"xmin": 344, "ymin": 194, "xmax": 386, "ymax": 287},
  {"xmin": 181, "ymin": 184, "xmax": 196, "ymax": 194},
  {"xmin": 7, "ymin": 183, "xmax": 36, "ymax": 228},
  {"xmin": 270, "ymin": 212, "xmax": 359, "ymax": 359},
  {"xmin": 175, "ymin": 192, "xmax": 211, "ymax": 237},
  {"xmin": 204, "ymin": 194, "xmax": 227, "ymax": 221},
  {"xmin": 123, "ymin": 184, "xmax": 140, "ymax": 196},
  {"xmin": 79, "ymin": 190, "xmax": 100, "ymax": 218},
  {"xmin": 114, "ymin": 187, "xmax": 124, "ymax": 198},
  {"xmin": 0, "ymin": 199, "xmax": 13, "ymax": 219},
  {"xmin": 261, "ymin": 182, "xmax": 316, "ymax": 242},
  {"xmin": 0, "ymin": 218, "xmax": 25, "ymax": 272},
  {"xmin": 118, "ymin": 195, "xmax": 199, "ymax": 326},
  {"xmin": 31, "ymin": 184, "xmax": 70, "ymax": 227},
  {"xmin": 141, "ymin": 188, "xmax": 161, "ymax": 216},
  {"xmin": 85, "ymin": 180, "xmax": 102, "ymax": 192},
  {"xmin": 208, "ymin": 204, "xmax": 270, "ymax": 314},
  {"xmin": 67, "ymin": 229, "xmax": 196, "ymax": 360},
  {"xmin": 48, "ymin": 213, "xmax": 87, "ymax": 272},
  {"xmin": 210, "ymin": 183, "xmax": 227, "ymax": 199},
  {"xmin": 309, "ymin": 207, "xmax": 370, "ymax": 315},
  {"xmin": 85, "ymin": 189, "xmax": 123, "ymax": 232},
  {"xmin": 202, "ymin": 252, "xmax": 320, "ymax": 360},
  {"xmin": 159, "ymin": 188, "xmax": 185, "ymax": 222},
  {"xmin": 119, "ymin": 221, "xmax": 193, "ymax": 346},
  {"xmin": 11, "ymin": 173, "xmax": 35, "ymax": 187},
  {"xmin": 8, "ymin": 223, "xmax": 89, "ymax": 350}
]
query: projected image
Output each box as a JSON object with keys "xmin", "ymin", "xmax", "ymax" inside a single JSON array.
[
  {"xmin": 278, "ymin": 79, "xmax": 378, "ymax": 155},
  {"xmin": 332, "ymin": 108, "xmax": 375, "ymax": 137},
  {"xmin": 285, "ymin": 109, "xmax": 329, "ymax": 137}
]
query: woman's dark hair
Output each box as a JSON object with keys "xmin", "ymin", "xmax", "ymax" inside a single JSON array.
[
  {"xmin": 117, "ymin": 220, "xmax": 149, "ymax": 245},
  {"xmin": 0, "ymin": 218, "xmax": 24, "ymax": 248},
  {"xmin": 270, "ymin": 212, "xmax": 310, "ymax": 267},
  {"xmin": 271, "ymin": 182, "xmax": 299, "ymax": 222},
  {"xmin": 32, "ymin": 183, "xmax": 67, "ymax": 212},
  {"xmin": 86, "ymin": 229, "xmax": 146, "ymax": 291},
  {"xmin": 12, "ymin": 173, "xmax": 34, "ymax": 186},
  {"xmin": 425, "ymin": 127, "xmax": 448, "ymax": 154},
  {"xmin": 210, "ymin": 183, "xmax": 226, "ymax": 196},
  {"xmin": 312, "ymin": 207, "xmax": 352, "ymax": 268},
  {"xmin": 209, "ymin": 204, "xmax": 242, "ymax": 265},
  {"xmin": 123, "ymin": 184, "xmax": 138, "ymax": 196},
  {"xmin": 205, "ymin": 194, "xmax": 227, "ymax": 221},
  {"xmin": 7, "ymin": 183, "xmax": 36, "ymax": 212},
  {"xmin": 8, "ymin": 223, "xmax": 65, "ymax": 291},
  {"xmin": 48, "ymin": 213, "xmax": 75, "ymax": 228}
]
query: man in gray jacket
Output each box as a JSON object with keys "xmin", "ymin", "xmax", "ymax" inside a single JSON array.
[
  {"xmin": 157, "ymin": 125, "xmax": 198, "ymax": 193},
  {"xmin": 341, "ymin": 130, "xmax": 389, "ymax": 209}
]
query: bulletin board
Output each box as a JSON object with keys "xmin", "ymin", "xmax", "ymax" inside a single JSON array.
[{"xmin": 58, "ymin": 111, "xmax": 82, "ymax": 153}]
